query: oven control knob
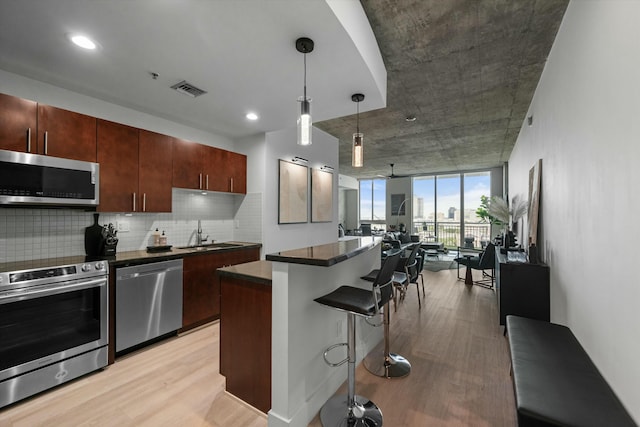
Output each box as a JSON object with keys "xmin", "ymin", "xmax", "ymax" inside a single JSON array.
[
  {"xmin": 81, "ymin": 264, "xmax": 92, "ymax": 272},
  {"xmin": 95, "ymin": 262, "xmax": 105, "ymax": 270}
]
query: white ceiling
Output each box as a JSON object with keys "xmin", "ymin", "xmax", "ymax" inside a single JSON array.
[{"xmin": 0, "ymin": 0, "xmax": 386, "ymax": 139}]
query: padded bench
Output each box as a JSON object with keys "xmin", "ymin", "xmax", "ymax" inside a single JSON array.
[{"xmin": 506, "ymin": 315, "xmax": 636, "ymax": 427}]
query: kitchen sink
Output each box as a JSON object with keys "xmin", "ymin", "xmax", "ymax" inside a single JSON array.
[{"xmin": 178, "ymin": 242, "xmax": 243, "ymax": 251}]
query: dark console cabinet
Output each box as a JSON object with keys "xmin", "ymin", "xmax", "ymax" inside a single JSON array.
[{"xmin": 496, "ymin": 252, "xmax": 550, "ymax": 325}]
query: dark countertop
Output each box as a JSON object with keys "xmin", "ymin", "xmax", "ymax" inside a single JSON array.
[
  {"xmin": 0, "ymin": 241, "xmax": 262, "ymax": 272},
  {"xmin": 218, "ymin": 260, "xmax": 272, "ymax": 285},
  {"xmin": 109, "ymin": 241, "xmax": 262, "ymax": 268},
  {"xmin": 265, "ymin": 237, "xmax": 382, "ymax": 267}
]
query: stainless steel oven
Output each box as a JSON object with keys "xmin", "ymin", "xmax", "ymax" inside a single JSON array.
[{"xmin": 0, "ymin": 259, "xmax": 108, "ymax": 408}]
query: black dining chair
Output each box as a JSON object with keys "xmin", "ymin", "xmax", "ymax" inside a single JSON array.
[{"xmin": 396, "ymin": 243, "xmax": 424, "ymax": 308}]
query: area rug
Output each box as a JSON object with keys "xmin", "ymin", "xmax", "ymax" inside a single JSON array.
[{"xmin": 422, "ymin": 255, "xmax": 458, "ymax": 272}]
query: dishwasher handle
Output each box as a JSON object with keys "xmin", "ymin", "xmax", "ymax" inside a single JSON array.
[{"xmin": 117, "ymin": 265, "xmax": 183, "ymax": 281}]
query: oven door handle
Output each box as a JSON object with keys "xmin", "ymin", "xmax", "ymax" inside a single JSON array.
[{"xmin": 0, "ymin": 278, "xmax": 107, "ymax": 304}]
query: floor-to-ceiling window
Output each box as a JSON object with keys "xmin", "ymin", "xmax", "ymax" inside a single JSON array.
[
  {"xmin": 359, "ymin": 179, "xmax": 386, "ymax": 233},
  {"xmin": 436, "ymin": 174, "xmax": 461, "ymax": 247},
  {"xmin": 413, "ymin": 171, "xmax": 491, "ymax": 248},
  {"xmin": 412, "ymin": 176, "xmax": 435, "ymax": 239},
  {"xmin": 463, "ymin": 171, "xmax": 492, "ymax": 247}
]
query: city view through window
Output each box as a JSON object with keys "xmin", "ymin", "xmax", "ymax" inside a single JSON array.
[
  {"xmin": 358, "ymin": 171, "xmax": 493, "ymax": 247},
  {"xmin": 413, "ymin": 171, "xmax": 492, "ymax": 248},
  {"xmin": 359, "ymin": 179, "xmax": 387, "ymax": 232}
]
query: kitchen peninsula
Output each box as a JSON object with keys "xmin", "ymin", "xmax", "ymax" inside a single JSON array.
[{"xmin": 219, "ymin": 237, "xmax": 382, "ymax": 426}]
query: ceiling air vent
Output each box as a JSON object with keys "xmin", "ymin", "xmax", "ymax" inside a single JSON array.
[{"xmin": 170, "ymin": 80, "xmax": 207, "ymax": 98}]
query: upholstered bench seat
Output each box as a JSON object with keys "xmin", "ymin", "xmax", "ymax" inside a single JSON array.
[{"xmin": 506, "ymin": 315, "xmax": 636, "ymax": 427}]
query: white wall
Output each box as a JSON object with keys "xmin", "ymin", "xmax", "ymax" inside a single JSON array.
[
  {"xmin": 235, "ymin": 134, "xmax": 267, "ymax": 194},
  {"xmin": 508, "ymin": 1, "xmax": 640, "ymax": 421},
  {"xmin": 262, "ymin": 127, "xmax": 339, "ymax": 255}
]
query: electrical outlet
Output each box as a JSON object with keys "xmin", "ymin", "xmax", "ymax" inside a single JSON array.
[
  {"xmin": 235, "ymin": 220, "xmax": 240, "ymax": 229},
  {"xmin": 117, "ymin": 221, "xmax": 130, "ymax": 232},
  {"xmin": 336, "ymin": 319, "xmax": 343, "ymax": 337}
]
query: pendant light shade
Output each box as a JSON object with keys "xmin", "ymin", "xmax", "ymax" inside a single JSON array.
[
  {"xmin": 352, "ymin": 93, "xmax": 365, "ymax": 167},
  {"xmin": 296, "ymin": 37, "xmax": 314, "ymax": 146}
]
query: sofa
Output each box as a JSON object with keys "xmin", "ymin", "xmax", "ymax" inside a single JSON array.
[{"xmin": 383, "ymin": 231, "xmax": 417, "ymax": 251}]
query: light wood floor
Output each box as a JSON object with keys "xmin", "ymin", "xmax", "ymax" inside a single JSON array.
[{"xmin": 0, "ymin": 268, "xmax": 516, "ymax": 427}]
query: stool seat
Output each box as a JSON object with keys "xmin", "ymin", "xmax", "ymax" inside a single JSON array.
[{"xmin": 314, "ymin": 286, "xmax": 379, "ymax": 317}]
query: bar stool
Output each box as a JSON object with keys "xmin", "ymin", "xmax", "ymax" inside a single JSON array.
[
  {"xmin": 360, "ymin": 253, "xmax": 411, "ymax": 379},
  {"xmin": 314, "ymin": 251, "xmax": 402, "ymax": 427}
]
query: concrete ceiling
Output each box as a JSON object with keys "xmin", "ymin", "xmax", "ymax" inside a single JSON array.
[{"xmin": 316, "ymin": 0, "xmax": 569, "ymax": 179}]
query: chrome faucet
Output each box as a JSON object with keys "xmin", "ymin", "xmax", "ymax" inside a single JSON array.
[{"xmin": 196, "ymin": 220, "xmax": 209, "ymax": 246}]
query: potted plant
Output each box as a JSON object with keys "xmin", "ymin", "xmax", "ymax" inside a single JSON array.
[{"xmin": 477, "ymin": 195, "xmax": 527, "ymax": 247}]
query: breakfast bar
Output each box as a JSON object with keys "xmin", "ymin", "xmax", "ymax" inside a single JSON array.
[{"xmin": 264, "ymin": 237, "xmax": 382, "ymax": 427}]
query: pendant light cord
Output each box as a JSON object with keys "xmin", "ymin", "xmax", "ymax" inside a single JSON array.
[
  {"xmin": 356, "ymin": 100, "xmax": 360, "ymax": 134},
  {"xmin": 303, "ymin": 53, "xmax": 307, "ymax": 100}
]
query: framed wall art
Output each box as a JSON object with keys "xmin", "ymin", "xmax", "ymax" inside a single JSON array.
[
  {"xmin": 311, "ymin": 168, "xmax": 333, "ymax": 222},
  {"xmin": 391, "ymin": 193, "xmax": 406, "ymax": 216},
  {"xmin": 528, "ymin": 159, "xmax": 542, "ymax": 245},
  {"xmin": 278, "ymin": 159, "xmax": 308, "ymax": 224}
]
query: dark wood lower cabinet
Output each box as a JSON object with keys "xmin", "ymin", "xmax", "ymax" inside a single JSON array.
[
  {"xmin": 182, "ymin": 248, "xmax": 260, "ymax": 332},
  {"xmin": 496, "ymin": 251, "xmax": 550, "ymax": 325},
  {"xmin": 182, "ymin": 254, "xmax": 220, "ymax": 331},
  {"xmin": 220, "ymin": 275, "xmax": 271, "ymax": 413}
]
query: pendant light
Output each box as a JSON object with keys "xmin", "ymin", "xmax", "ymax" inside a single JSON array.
[
  {"xmin": 352, "ymin": 93, "xmax": 365, "ymax": 167},
  {"xmin": 296, "ymin": 37, "xmax": 314, "ymax": 146}
]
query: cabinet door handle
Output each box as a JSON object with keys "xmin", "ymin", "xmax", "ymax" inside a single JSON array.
[
  {"xmin": 199, "ymin": 173, "xmax": 203, "ymax": 190},
  {"xmin": 230, "ymin": 177, "xmax": 234, "ymax": 193},
  {"xmin": 26, "ymin": 128, "xmax": 31, "ymax": 152},
  {"xmin": 43, "ymin": 131, "xmax": 48, "ymax": 155},
  {"xmin": 133, "ymin": 192, "xmax": 136, "ymax": 212},
  {"xmin": 206, "ymin": 175, "xmax": 209, "ymax": 190},
  {"xmin": 143, "ymin": 193, "xmax": 146, "ymax": 212}
]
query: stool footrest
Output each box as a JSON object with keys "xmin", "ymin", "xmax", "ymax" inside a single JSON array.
[{"xmin": 323, "ymin": 342, "xmax": 349, "ymax": 367}]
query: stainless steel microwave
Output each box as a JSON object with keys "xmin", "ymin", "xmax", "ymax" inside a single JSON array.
[{"xmin": 0, "ymin": 149, "xmax": 99, "ymax": 207}]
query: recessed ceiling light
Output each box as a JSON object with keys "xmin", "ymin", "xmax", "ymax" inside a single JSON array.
[
  {"xmin": 246, "ymin": 112, "xmax": 259, "ymax": 121},
  {"xmin": 69, "ymin": 34, "xmax": 97, "ymax": 50}
]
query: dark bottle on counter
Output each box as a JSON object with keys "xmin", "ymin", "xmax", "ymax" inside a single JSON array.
[{"xmin": 529, "ymin": 243, "xmax": 538, "ymax": 264}]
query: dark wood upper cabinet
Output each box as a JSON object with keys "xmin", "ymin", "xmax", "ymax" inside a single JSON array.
[
  {"xmin": 173, "ymin": 139, "xmax": 247, "ymax": 194},
  {"xmin": 228, "ymin": 151, "xmax": 247, "ymax": 194},
  {"xmin": 97, "ymin": 119, "xmax": 139, "ymax": 213},
  {"xmin": 0, "ymin": 93, "xmax": 37, "ymax": 153},
  {"xmin": 2, "ymin": 92, "xmax": 246, "ymax": 199},
  {"xmin": 139, "ymin": 130, "xmax": 173, "ymax": 212},
  {"xmin": 172, "ymin": 138, "xmax": 206, "ymax": 190},
  {"xmin": 37, "ymin": 104, "xmax": 97, "ymax": 162},
  {"xmin": 98, "ymin": 124, "xmax": 175, "ymax": 213},
  {"xmin": 204, "ymin": 147, "xmax": 227, "ymax": 192}
]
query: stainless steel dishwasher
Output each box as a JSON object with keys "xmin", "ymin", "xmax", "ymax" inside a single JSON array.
[{"xmin": 115, "ymin": 259, "xmax": 183, "ymax": 353}]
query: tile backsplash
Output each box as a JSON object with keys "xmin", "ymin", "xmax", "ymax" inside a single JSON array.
[{"xmin": 0, "ymin": 189, "xmax": 262, "ymax": 263}]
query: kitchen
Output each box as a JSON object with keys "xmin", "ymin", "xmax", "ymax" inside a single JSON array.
[
  {"xmin": 0, "ymin": 1, "xmax": 386, "ymax": 425},
  {"xmin": 0, "ymin": 91, "xmax": 265, "ymax": 406}
]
